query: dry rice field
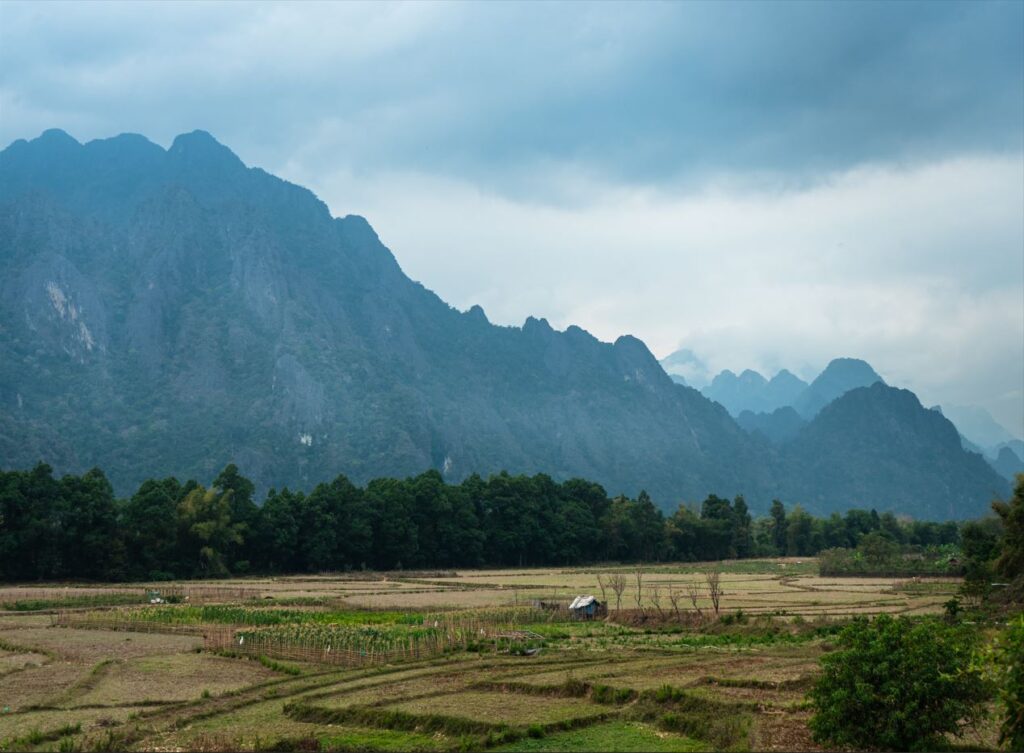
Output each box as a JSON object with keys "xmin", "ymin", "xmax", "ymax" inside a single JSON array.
[{"xmin": 0, "ymin": 558, "xmax": 979, "ymax": 752}]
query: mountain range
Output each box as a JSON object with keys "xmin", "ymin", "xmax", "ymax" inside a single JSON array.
[
  {"xmin": 0, "ymin": 129, "xmax": 1011, "ymax": 518},
  {"xmin": 664, "ymin": 351, "xmax": 1023, "ymax": 484}
]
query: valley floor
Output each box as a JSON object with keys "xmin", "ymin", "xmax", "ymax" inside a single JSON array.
[{"xmin": 0, "ymin": 559, "xmax": 990, "ymax": 752}]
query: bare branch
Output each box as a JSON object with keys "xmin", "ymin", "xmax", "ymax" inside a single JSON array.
[
  {"xmin": 667, "ymin": 584, "xmax": 682, "ymax": 621},
  {"xmin": 608, "ymin": 574, "xmax": 627, "ymax": 612},
  {"xmin": 634, "ymin": 566, "xmax": 645, "ymax": 615},
  {"xmin": 705, "ymin": 569, "xmax": 723, "ymax": 617},
  {"xmin": 686, "ymin": 581, "xmax": 704, "ymax": 621},
  {"xmin": 650, "ymin": 583, "xmax": 666, "ymax": 620}
]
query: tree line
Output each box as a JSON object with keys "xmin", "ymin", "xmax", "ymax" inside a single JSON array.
[{"xmin": 0, "ymin": 462, "xmax": 965, "ymax": 582}]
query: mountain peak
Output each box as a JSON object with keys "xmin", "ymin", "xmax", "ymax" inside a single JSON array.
[
  {"xmin": 37, "ymin": 128, "xmax": 80, "ymax": 147},
  {"xmin": 168, "ymin": 130, "xmax": 244, "ymax": 170},
  {"xmin": 793, "ymin": 357, "xmax": 883, "ymax": 418},
  {"xmin": 819, "ymin": 357, "xmax": 882, "ymax": 382}
]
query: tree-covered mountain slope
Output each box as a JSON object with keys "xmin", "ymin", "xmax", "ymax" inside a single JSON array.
[{"xmin": 779, "ymin": 383, "xmax": 1008, "ymax": 518}]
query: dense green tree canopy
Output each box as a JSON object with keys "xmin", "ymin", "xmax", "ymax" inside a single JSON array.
[{"xmin": 0, "ymin": 463, "xmax": 977, "ymax": 581}]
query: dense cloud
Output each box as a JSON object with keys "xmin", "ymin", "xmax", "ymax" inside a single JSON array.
[{"xmin": 1, "ymin": 0, "xmax": 1021, "ymax": 433}]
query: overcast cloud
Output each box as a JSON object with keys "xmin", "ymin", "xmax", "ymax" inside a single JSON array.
[{"xmin": 1, "ymin": 0, "xmax": 1022, "ymax": 434}]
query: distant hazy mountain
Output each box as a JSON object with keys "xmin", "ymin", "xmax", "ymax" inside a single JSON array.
[
  {"xmin": 990, "ymin": 446, "xmax": 1024, "ymax": 482},
  {"xmin": 996, "ymin": 439, "xmax": 1024, "ymax": 461},
  {"xmin": 659, "ymin": 348, "xmax": 710, "ymax": 389},
  {"xmin": 735, "ymin": 406, "xmax": 806, "ymax": 444},
  {"xmin": 780, "ymin": 383, "xmax": 1009, "ymax": 519},
  {"xmin": 941, "ymin": 404, "xmax": 1021, "ymax": 451},
  {"xmin": 0, "ymin": 128, "xmax": 1008, "ymax": 519},
  {"xmin": 696, "ymin": 357, "xmax": 880, "ymax": 420},
  {"xmin": 791, "ymin": 358, "xmax": 884, "ymax": 418},
  {"xmin": 700, "ymin": 368, "xmax": 808, "ymax": 415}
]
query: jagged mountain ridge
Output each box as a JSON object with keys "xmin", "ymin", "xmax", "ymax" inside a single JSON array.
[
  {"xmin": 0, "ymin": 129, "xmax": 769, "ymax": 506},
  {"xmin": 702, "ymin": 368, "xmax": 808, "ymax": 415},
  {"xmin": 0, "ymin": 129, "xmax": 1009, "ymax": 518},
  {"xmin": 686, "ymin": 357, "xmax": 882, "ymax": 420}
]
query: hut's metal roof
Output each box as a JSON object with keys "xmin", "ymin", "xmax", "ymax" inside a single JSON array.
[{"xmin": 568, "ymin": 595, "xmax": 598, "ymax": 610}]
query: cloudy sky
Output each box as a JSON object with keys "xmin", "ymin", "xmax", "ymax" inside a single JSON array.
[{"xmin": 2, "ymin": 0, "xmax": 1022, "ymax": 435}]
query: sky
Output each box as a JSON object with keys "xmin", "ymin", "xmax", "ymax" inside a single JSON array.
[{"xmin": 1, "ymin": 0, "xmax": 1022, "ymax": 436}]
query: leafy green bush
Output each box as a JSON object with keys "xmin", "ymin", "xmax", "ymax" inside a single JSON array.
[
  {"xmin": 990, "ymin": 613, "xmax": 1024, "ymax": 750},
  {"xmin": 809, "ymin": 615, "xmax": 988, "ymax": 751}
]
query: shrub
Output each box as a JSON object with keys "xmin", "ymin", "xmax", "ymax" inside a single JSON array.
[
  {"xmin": 809, "ymin": 615, "xmax": 988, "ymax": 751},
  {"xmin": 989, "ymin": 613, "xmax": 1024, "ymax": 750}
]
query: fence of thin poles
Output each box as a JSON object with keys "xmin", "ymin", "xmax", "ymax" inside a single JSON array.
[{"xmin": 55, "ymin": 606, "xmax": 551, "ymax": 668}]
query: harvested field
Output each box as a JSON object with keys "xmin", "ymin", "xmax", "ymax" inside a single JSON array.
[
  {"xmin": 0, "ymin": 558, "xmax": 969, "ymax": 752},
  {"xmin": 71, "ymin": 653, "xmax": 277, "ymax": 706},
  {"xmin": 0, "ymin": 627, "xmax": 201, "ymax": 662},
  {"xmin": 0, "ymin": 662, "xmax": 85, "ymax": 710},
  {"xmin": 387, "ymin": 689, "xmax": 608, "ymax": 726},
  {"xmin": 0, "ymin": 706, "xmax": 136, "ymax": 746}
]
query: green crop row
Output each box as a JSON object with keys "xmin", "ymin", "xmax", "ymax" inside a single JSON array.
[{"xmin": 69, "ymin": 605, "xmax": 423, "ymax": 627}]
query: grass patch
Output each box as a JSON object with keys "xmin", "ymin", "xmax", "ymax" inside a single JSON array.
[
  {"xmin": 80, "ymin": 606, "xmax": 423, "ymax": 628},
  {"xmin": 385, "ymin": 691, "xmax": 609, "ymax": 727},
  {"xmin": 0, "ymin": 722, "xmax": 81, "ymax": 752},
  {"xmin": 257, "ymin": 654, "xmax": 303, "ymax": 675},
  {"xmin": 494, "ymin": 720, "xmax": 706, "ymax": 752},
  {"xmin": 287, "ymin": 701, "xmax": 503, "ymax": 736},
  {"xmin": 0, "ymin": 637, "xmax": 57, "ymax": 660},
  {"xmin": 637, "ymin": 686, "xmax": 752, "ymax": 751},
  {"xmin": 1, "ymin": 593, "xmax": 145, "ymax": 612},
  {"xmin": 318, "ymin": 726, "xmax": 459, "ymax": 752},
  {"xmin": 51, "ymin": 659, "xmax": 117, "ymax": 706}
]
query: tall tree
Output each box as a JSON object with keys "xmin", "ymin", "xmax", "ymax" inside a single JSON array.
[
  {"xmin": 175, "ymin": 485, "xmax": 245, "ymax": 577},
  {"xmin": 123, "ymin": 477, "xmax": 184, "ymax": 579},
  {"xmin": 992, "ymin": 474, "xmax": 1024, "ymax": 579},
  {"xmin": 58, "ymin": 468, "xmax": 124, "ymax": 580},
  {"xmin": 786, "ymin": 505, "xmax": 816, "ymax": 557},
  {"xmin": 770, "ymin": 499, "xmax": 788, "ymax": 555},
  {"xmin": 731, "ymin": 495, "xmax": 753, "ymax": 558}
]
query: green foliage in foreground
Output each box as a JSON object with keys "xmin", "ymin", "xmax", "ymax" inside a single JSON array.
[
  {"xmin": 988, "ymin": 613, "xmax": 1024, "ymax": 750},
  {"xmin": 809, "ymin": 615, "xmax": 988, "ymax": 751}
]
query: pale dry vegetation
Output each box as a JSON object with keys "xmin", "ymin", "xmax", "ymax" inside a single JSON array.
[{"xmin": 0, "ymin": 558, "xmax": 962, "ymax": 752}]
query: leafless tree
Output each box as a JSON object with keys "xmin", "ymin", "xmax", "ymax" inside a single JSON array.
[
  {"xmin": 706, "ymin": 569, "xmax": 723, "ymax": 617},
  {"xmin": 596, "ymin": 574, "xmax": 608, "ymax": 605},
  {"xmin": 650, "ymin": 583, "xmax": 666, "ymax": 620},
  {"xmin": 686, "ymin": 581, "xmax": 704, "ymax": 621},
  {"xmin": 608, "ymin": 574, "xmax": 627, "ymax": 612},
  {"xmin": 667, "ymin": 584, "xmax": 683, "ymax": 621},
  {"xmin": 634, "ymin": 566, "xmax": 645, "ymax": 615}
]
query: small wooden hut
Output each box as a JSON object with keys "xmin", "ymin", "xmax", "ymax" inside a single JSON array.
[{"xmin": 568, "ymin": 594, "xmax": 605, "ymax": 620}]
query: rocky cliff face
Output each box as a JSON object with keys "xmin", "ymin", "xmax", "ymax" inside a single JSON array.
[{"xmin": 0, "ymin": 130, "xmax": 768, "ymax": 504}]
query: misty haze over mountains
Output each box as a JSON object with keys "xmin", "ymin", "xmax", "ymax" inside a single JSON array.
[
  {"xmin": 660, "ymin": 351, "xmax": 1024, "ymax": 484},
  {"xmin": 0, "ymin": 129, "xmax": 1012, "ymax": 519}
]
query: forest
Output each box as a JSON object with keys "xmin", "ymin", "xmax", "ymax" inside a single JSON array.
[{"xmin": 0, "ymin": 462, "xmax": 974, "ymax": 582}]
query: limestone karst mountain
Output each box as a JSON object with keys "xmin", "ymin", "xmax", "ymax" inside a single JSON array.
[{"xmin": 0, "ymin": 129, "xmax": 1009, "ymax": 517}]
